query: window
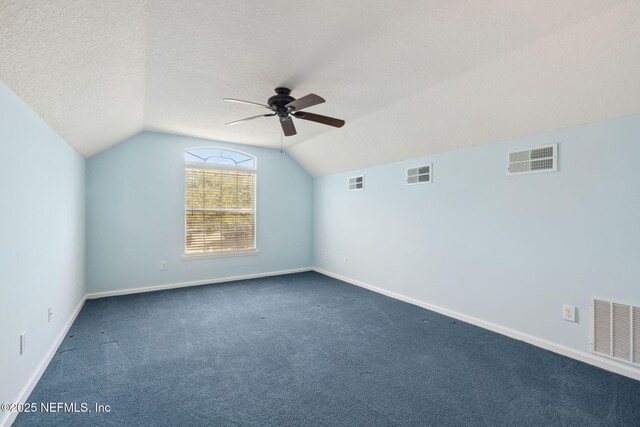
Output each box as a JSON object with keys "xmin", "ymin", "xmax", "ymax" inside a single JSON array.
[{"xmin": 184, "ymin": 148, "xmax": 256, "ymax": 255}]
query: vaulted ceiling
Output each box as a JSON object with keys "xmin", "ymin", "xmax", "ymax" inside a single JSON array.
[{"xmin": 1, "ymin": 1, "xmax": 639, "ymax": 175}]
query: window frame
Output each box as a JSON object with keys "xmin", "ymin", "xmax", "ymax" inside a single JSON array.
[{"xmin": 183, "ymin": 147, "xmax": 258, "ymax": 259}]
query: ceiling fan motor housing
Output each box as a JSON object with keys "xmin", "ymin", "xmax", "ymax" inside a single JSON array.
[{"xmin": 268, "ymin": 87, "xmax": 295, "ymax": 118}]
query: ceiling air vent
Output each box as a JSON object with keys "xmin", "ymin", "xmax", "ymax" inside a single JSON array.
[
  {"xmin": 407, "ymin": 164, "xmax": 432, "ymax": 185},
  {"xmin": 507, "ymin": 144, "xmax": 557, "ymax": 176},
  {"xmin": 591, "ymin": 298, "xmax": 640, "ymax": 366},
  {"xmin": 348, "ymin": 175, "xmax": 364, "ymax": 191}
]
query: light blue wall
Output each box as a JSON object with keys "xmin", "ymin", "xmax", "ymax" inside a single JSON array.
[
  {"xmin": 86, "ymin": 132, "xmax": 313, "ymax": 293},
  {"xmin": 313, "ymin": 114, "xmax": 640, "ymax": 365},
  {"xmin": 0, "ymin": 82, "xmax": 86, "ymax": 413}
]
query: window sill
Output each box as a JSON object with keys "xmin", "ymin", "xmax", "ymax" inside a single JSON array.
[{"xmin": 181, "ymin": 250, "xmax": 260, "ymax": 260}]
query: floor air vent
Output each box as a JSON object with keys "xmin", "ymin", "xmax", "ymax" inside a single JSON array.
[
  {"xmin": 507, "ymin": 144, "xmax": 557, "ymax": 176},
  {"xmin": 591, "ymin": 298, "xmax": 640, "ymax": 366}
]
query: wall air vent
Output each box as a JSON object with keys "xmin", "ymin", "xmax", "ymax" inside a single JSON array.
[
  {"xmin": 507, "ymin": 144, "xmax": 557, "ymax": 176},
  {"xmin": 591, "ymin": 298, "xmax": 640, "ymax": 367},
  {"xmin": 348, "ymin": 175, "xmax": 364, "ymax": 191},
  {"xmin": 407, "ymin": 164, "xmax": 432, "ymax": 185}
]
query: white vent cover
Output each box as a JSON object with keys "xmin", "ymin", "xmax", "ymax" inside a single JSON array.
[
  {"xmin": 591, "ymin": 298, "xmax": 640, "ymax": 366},
  {"xmin": 407, "ymin": 164, "xmax": 432, "ymax": 185},
  {"xmin": 348, "ymin": 175, "xmax": 364, "ymax": 191},
  {"xmin": 507, "ymin": 144, "xmax": 557, "ymax": 176}
]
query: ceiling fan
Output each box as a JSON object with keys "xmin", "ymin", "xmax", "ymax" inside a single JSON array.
[{"xmin": 223, "ymin": 87, "xmax": 345, "ymax": 136}]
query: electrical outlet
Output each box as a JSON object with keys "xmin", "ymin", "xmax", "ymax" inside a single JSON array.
[
  {"xmin": 343, "ymin": 256, "xmax": 348, "ymax": 264},
  {"xmin": 323, "ymin": 252, "xmax": 328, "ymax": 260},
  {"xmin": 563, "ymin": 304, "xmax": 576, "ymax": 322},
  {"xmin": 160, "ymin": 261, "xmax": 168, "ymax": 270},
  {"xmin": 20, "ymin": 333, "xmax": 26, "ymax": 355},
  {"xmin": 48, "ymin": 307, "xmax": 53, "ymax": 323}
]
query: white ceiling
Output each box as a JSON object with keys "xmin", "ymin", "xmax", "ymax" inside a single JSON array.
[{"xmin": 1, "ymin": 1, "xmax": 639, "ymax": 175}]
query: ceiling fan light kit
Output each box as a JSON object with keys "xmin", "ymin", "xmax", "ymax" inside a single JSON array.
[{"xmin": 223, "ymin": 87, "xmax": 345, "ymax": 137}]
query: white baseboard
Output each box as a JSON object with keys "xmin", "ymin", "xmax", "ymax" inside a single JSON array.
[
  {"xmin": 1, "ymin": 296, "xmax": 86, "ymax": 427},
  {"xmin": 313, "ymin": 267, "xmax": 640, "ymax": 382},
  {"xmin": 85, "ymin": 267, "xmax": 313, "ymax": 299}
]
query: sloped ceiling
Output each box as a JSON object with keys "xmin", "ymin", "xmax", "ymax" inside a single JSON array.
[{"xmin": 1, "ymin": 1, "xmax": 639, "ymax": 175}]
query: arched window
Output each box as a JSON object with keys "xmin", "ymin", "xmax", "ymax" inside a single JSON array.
[{"xmin": 184, "ymin": 148, "xmax": 257, "ymax": 255}]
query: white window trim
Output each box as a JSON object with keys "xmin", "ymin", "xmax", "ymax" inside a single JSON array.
[
  {"xmin": 181, "ymin": 249, "xmax": 260, "ymax": 260},
  {"xmin": 184, "ymin": 161, "xmax": 256, "ymax": 172},
  {"xmin": 183, "ymin": 147, "xmax": 258, "ymax": 257}
]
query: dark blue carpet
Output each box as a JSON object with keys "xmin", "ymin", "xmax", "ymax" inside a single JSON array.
[{"xmin": 15, "ymin": 272, "xmax": 640, "ymax": 426}]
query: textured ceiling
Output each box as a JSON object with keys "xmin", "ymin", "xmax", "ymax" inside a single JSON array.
[
  {"xmin": 0, "ymin": 1, "xmax": 146, "ymax": 157},
  {"xmin": 1, "ymin": 1, "xmax": 639, "ymax": 175}
]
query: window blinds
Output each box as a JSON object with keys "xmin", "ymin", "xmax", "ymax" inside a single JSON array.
[{"xmin": 185, "ymin": 168, "xmax": 256, "ymax": 254}]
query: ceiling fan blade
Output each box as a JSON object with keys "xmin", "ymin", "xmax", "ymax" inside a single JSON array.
[
  {"xmin": 225, "ymin": 113, "xmax": 276, "ymax": 126},
  {"xmin": 223, "ymin": 98, "xmax": 274, "ymax": 110},
  {"xmin": 285, "ymin": 94, "xmax": 325, "ymax": 111},
  {"xmin": 293, "ymin": 111, "xmax": 345, "ymax": 128},
  {"xmin": 280, "ymin": 117, "xmax": 297, "ymax": 136}
]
